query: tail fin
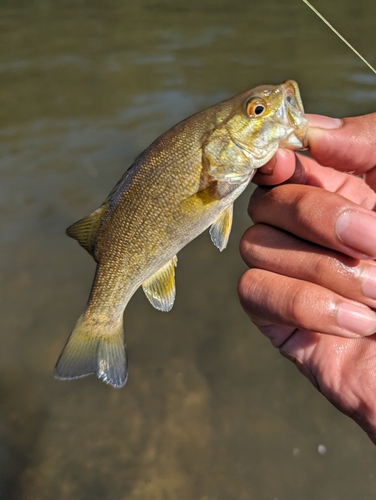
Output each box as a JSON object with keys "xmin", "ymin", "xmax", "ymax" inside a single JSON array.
[{"xmin": 54, "ymin": 314, "xmax": 127, "ymax": 388}]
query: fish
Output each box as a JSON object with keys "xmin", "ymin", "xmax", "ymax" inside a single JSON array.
[{"xmin": 54, "ymin": 80, "xmax": 308, "ymax": 388}]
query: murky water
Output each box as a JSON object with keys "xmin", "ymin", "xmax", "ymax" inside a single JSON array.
[{"xmin": 1, "ymin": 0, "xmax": 376, "ymax": 498}]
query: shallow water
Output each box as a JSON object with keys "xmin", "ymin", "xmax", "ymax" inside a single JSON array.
[{"xmin": 1, "ymin": 0, "xmax": 376, "ymax": 498}]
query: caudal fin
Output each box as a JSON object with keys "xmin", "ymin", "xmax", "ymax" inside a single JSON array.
[{"xmin": 54, "ymin": 314, "xmax": 128, "ymax": 388}]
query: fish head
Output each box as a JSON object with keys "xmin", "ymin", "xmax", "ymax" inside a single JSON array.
[{"xmin": 219, "ymin": 80, "xmax": 308, "ymax": 169}]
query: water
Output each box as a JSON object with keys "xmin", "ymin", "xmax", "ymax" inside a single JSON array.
[{"xmin": 1, "ymin": 0, "xmax": 376, "ymax": 498}]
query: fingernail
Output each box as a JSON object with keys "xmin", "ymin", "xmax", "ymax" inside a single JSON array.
[
  {"xmin": 336, "ymin": 211, "xmax": 376, "ymax": 258},
  {"xmin": 362, "ymin": 266, "xmax": 376, "ymax": 300},
  {"xmin": 337, "ymin": 302, "xmax": 376, "ymax": 336},
  {"xmin": 308, "ymin": 114, "xmax": 343, "ymax": 130}
]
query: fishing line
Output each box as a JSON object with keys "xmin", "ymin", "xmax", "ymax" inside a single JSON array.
[{"xmin": 302, "ymin": 0, "xmax": 376, "ymax": 74}]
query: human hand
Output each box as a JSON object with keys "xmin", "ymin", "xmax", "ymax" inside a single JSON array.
[{"xmin": 238, "ymin": 113, "xmax": 376, "ymax": 443}]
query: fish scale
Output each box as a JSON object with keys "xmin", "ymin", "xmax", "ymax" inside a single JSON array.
[{"xmin": 55, "ymin": 80, "xmax": 308, "ymax": 388}]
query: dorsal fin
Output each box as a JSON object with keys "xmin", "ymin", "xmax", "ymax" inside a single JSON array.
[{"xmin": 66, "ymin": 205, "xmax": 106, "ymax": 258}]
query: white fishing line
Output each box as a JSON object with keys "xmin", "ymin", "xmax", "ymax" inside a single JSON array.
[{"xmin": 302, "ymin": 0, "xmax": 376, "ymax": 75}]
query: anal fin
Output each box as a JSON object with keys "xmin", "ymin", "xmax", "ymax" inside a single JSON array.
[
  {"xmin": 142, "ymin": 256, "xmax": 178, "ymax": 312},
  {"xmin": 209, "ymin": 204, "xmax": 233, "ymax": 251}
]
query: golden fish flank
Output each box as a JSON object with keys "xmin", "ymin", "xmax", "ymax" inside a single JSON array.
[{"xmin": 55, "ymin": 80, "xmax": 308, "ymax": 388}]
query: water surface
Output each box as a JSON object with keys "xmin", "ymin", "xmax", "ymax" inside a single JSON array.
[{"xmin": 1, "ymin": 1, "xmax": 376, "ymax": 498}]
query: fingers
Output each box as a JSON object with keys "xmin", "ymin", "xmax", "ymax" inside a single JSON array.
[
  {"xmin": 256, "ymin": 149, "xmax": 296, "ymax": 185},
  {"xmin": 254, "ymin": 112, "xmax": 376, "ymax": 194},
  {"xmin": 279, "ymin": 327, "xmax": 376, "ymax": 444},
  {"xmin": 248, "ymin": 184, "xmax": 376, "ymax": 260},
  {"xmin": 308, "ymin": 113, "xmax": 376, "ymax": 179},
  {"xmin": 255, "ymin": 149, "xmax": 376, "ymax": 210},
  {"xmin": 254, "ymin": 149, "xmax": 343, "ymax": 188},
  {"xmin": 240, "ymin": 224, "xmax": 376, "ymax": 309},
  {"xmin": 237, "ymin": 268, "xmax": 376, "ymax": 344},
  {"xmin": 241, "ymin": 111, "xmax": 376, "ymax": 443}
]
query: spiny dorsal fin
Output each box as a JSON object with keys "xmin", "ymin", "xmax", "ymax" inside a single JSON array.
[
  {"xmin": 66, "ymin": 205, "xmax": 106, "ymax": 258},
  {"xmin": 142, "ymin": 256, "xmax": 178, "ymax": 312},
  {"xmin": 209, "ymin": 204, "xmax": 233, "ymax": 252}
]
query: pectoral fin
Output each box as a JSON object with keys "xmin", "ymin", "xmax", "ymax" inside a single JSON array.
[
  {"xmin": 142, "ymin": 256, "xmax": 178, "ymax": 312},
  {"xmin": 209, "ymin": 205, "xmax": 233, "ymax": 251}
]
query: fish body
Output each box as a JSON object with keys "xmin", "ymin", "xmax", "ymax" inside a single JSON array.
[{"xmin": 55, "ymin": 80, "xmax": 308, "ymax": 388}]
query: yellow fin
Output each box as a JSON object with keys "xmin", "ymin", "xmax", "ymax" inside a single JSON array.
[
  {"xmin": 209, "ymin": 204, "xmax": 233, "ymax": 251},
  {"xmin": 142, "ymin": 256, "xmax": 178, "ymax": 312},
  {"xmin": 54, "ymin": 313, "xmax": 127, "ymax": 388},
  {"xmin": 66, "ymin": 206, "xmax": 106, "ymax": 258}
]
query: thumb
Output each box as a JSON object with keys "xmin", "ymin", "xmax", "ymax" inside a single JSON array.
[{"xmin": 308, "ymin": 113, "xmax": 376, "ymax": 179}]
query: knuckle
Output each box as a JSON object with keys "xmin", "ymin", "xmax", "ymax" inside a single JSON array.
[
  {"xmin": 286, "ymin": 282, "xmax": 312, "ymax": 326},
  {"xmin": 247, "ymin": 186, "xmax": 269, "ymax": 219},
  {"xmin": 312, "ymin": 253, "xmax": 328, "ymax": 277},
  {"xmin": 237, "ymin": 269, "xmax": 265, "ymax": 313},
  {"xmin": 239, "ymin": 225, "xmax": 265, "ymax": 264},
  {"xmin": 292, "ymin": 189, "xmax": 320, "ymax": 225},
  {"xmin": 237, "ymin": 270, "xmax": 254, "ymax": 304}
]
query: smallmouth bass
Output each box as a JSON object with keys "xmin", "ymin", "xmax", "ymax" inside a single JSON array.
[{"xmin": 55, "ymin": 80, "xmax": 308, "ymax": 388}]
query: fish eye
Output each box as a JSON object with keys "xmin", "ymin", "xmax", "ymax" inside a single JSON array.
[{"xmin": 246, "ymin": 98, "xmax": 267, "ymax": 117}]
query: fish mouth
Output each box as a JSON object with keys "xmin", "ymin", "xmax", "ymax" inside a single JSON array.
[{"xmin": 277, "ymin": 80, "xmax": 309, "ymax": 150}]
